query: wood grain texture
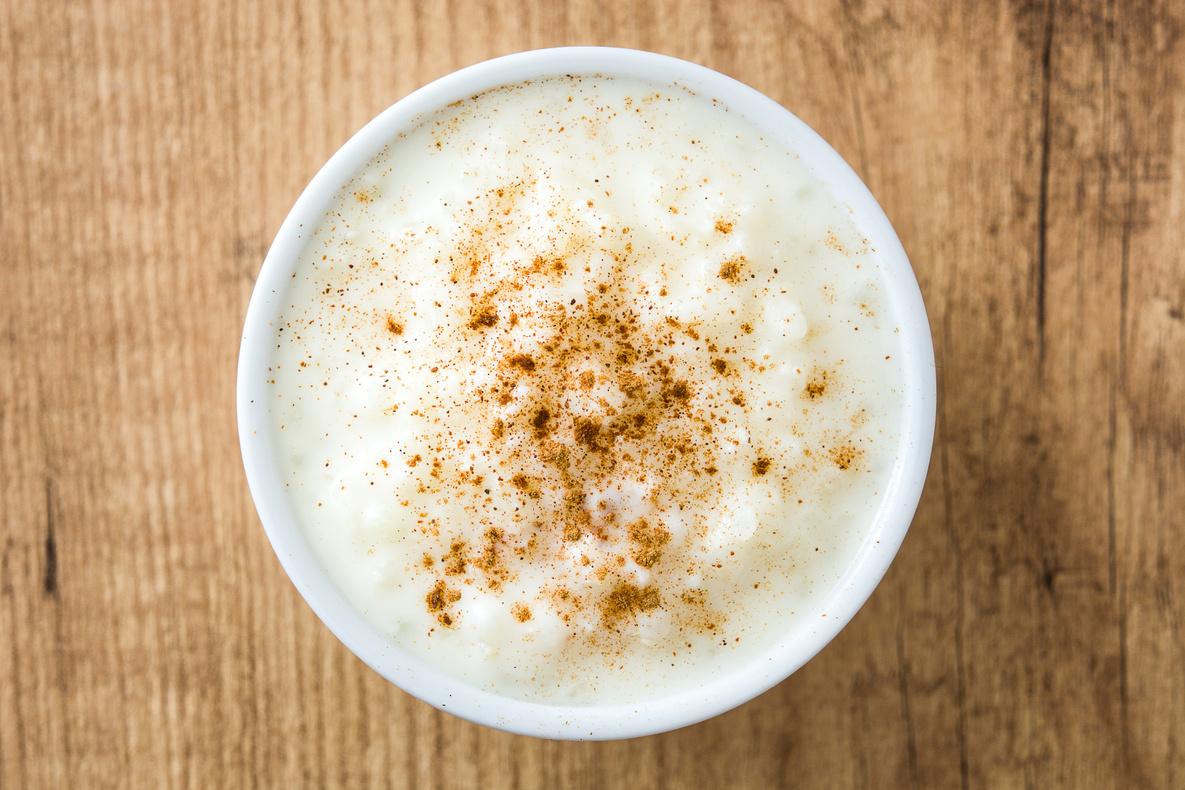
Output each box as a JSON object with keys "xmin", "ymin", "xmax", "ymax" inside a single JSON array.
[{"xmin": 2, "ymin": 0, "xmax": 1183, "ymax": 787}]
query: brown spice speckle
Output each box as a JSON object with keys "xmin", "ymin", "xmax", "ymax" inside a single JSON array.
[
  {"xmin": 628, "ymin": 518, "xmax": 670, "ymax": 569},
  {"xmin": 831, "ymin": 444, "xmax": 862, "ymax": 470},
  {"xmin": 603, "ymin": 583, "xmax": 662, "ymax": 626},
  {"xmin": 805, "ymin": 369, "xmax": 830, "ymax": 399},
  {"xmin": 540, "ymin": 441, "xmax": 570, "ymax": 470},
  {"xmin": 426, "ymin": 582, "xmax": 447, "ymax": 611},
  {"xmin": 444, "ymin": 541, "xmax": 467, "ymax": 575},
  {"xmin": 468, "ymin": 305, "xmax": 498, "ymax": 329},
  {"xmin": 507, "ymin": 354, "xmax": 536, "ymax": 372},
  {"xmin": 574, "ymin": 417, "xmax": 603, "ymax": 451},
  {"xmin": 531, "ymin": 408, "xmax": 551, "ymax": 437},
  {"xmin": 718, "ymin": 255, "xmax": 747, "ymax": 283}
]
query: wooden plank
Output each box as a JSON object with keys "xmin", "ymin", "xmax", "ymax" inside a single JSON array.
[{"xmin": 1108, "ymin": 3, "xmax": 1185, "ymax": 785}]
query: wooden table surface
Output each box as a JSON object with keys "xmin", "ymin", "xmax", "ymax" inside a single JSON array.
[{"xmin": 3, "ymin": 1, "xmax": 1183, "ymax": 787}]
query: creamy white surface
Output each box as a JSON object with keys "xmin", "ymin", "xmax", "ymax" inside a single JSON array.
[{"xmin": 269, "ymin": 76, "xmax": 905, "ymax": 703}]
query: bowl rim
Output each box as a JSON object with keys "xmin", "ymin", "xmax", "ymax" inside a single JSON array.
[{"xmin": 237, "ymin": 45, "xmax": 936, "ymax": 740}]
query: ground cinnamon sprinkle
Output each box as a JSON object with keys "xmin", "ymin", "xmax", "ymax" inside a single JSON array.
[
  {"xmin": 426, "ymin": 581, "xmax": 448, "ymax": 611},
  {"xmin": 507, "ymin": 353, "xmax": 536, "ymax": 372},
  {"xmin": 574, "ymin": 417, "xmax": 603, "ymax": 451},
  {"xmin": 718, "ymin": 255, "xmax": 747, "ymax": 283},
  {"xmin": 628, "ymin": 518, "xmax": 670, "ymax": 568},
  {"xmin": 426, "ymin": 580, "xmax": 462, "ymax": 627},
  {"xmin": 477, "ymin": 528, "xmax": 502, "ymax": 567},
  {"xmin": 830, "ymin": 443, "xmax": 862, "ymax": 470},
  {"xmin": 367, "ymin": 150, "xmax": 867, "ymax": 647},
  {"xmin": 444, "ymin": 541, "xmax": 467, "ymax": 575},
  {"xmin": 540, "ymin": 441, "xmax": 569, "ymax": 469},
  {"xmin": 618, "ymin": 371, "xmax": 645, "ymax": 398},
  {"xmin": 662, "ymin": 380, "xmax": 692, "ymax": 404},
  {"xmin": 432, "ymin": 265, "xmax": 756, "ymax": 633},
  {"xmin": 805, "ymin": 368, "xmax": 830, "ymax": 399},
  {"xmin": 602, "ymin": 583, "xmax": 662, "ymax": 627},
  {"xmin": 531, "ymin": 408, "xmax": 551, "ymax": 437},
  {"xmin": 468, "ymin": 304, "xmax": 499, "ymax": 328}
]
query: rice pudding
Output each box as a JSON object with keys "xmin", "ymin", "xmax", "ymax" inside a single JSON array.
[{"xmin": 268, "ymin": 75, "xmax": 905, "ymax": 703}]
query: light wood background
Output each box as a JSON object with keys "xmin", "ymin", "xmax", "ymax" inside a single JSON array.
[{"xmin": 3, "ymin": 1, "xmax": 1183, "ymax": 787}]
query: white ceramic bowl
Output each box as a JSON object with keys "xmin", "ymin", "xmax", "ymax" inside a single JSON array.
[{"xmin": 237, "ymin": 46, "xmax": 936, "ymax": 740}]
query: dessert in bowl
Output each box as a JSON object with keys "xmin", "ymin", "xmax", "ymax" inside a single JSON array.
[{"xmin": 238, "ymin": 47, "xmax": 935, "ymax": 739}]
